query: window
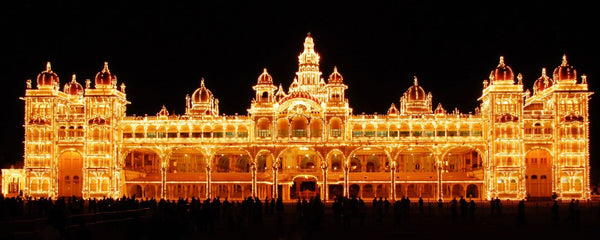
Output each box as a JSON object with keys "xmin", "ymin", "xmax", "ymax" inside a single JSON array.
[
  {"xmin": 459, "ymin": 131, "xmax": 470, "ymax": 137},
  {"xmin": 146, "ymin": 132, "xmax": 156, "ymax": 138},
  {"xmin": 167, "ymin": 132, "xmax": 177, "ymax": 138},
  {"xmin": 258, "ymin": 130, "xmax": 271, "ymax": 137},
  {"xmin": 331, "ymin": 129, "xmax": 342, "ymax": 137},
  {"xmin": 424, "ymin": 131, "xmax": 434, "ymax": 137},
  {"xmin": 377, "ymin": 131, "xmax": 387, "ymax": 137},
  {"xmin": 389, "ymin": 131, "xmax": 399, "ymax": 137},
  {"xmin": 365, "ymin": 131, "xmax": 375, "ymax": 137},
  {"xmin": 540, "ymin": 175, "xmax": 547, "ymax": 180},
  {"xmin": 352, "ymin": 131, "xmax": 363, "ymax": 137},
  {"xmin": 399, "ymin": 131, "xmax": 410, "ymax": 137},
  {"xmin": 412, "ymin": 131, "xmax": 422, "ymax": 137},
  {"xmin": 436, "ymin": 131, "xmax": 446, "ymax": 137}
]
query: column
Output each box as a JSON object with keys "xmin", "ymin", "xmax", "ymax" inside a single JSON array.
[
  {"xmin": 321, "ymin": 163, "xmax": 328, "ymax": 201},
  {"xmin": 206, "ymin": 165, "xmax": 212, "ymax": 199},
  {"xmin": 390, "ymin": 161, "xmax": 396, "ymax": 201},
  {"xmin": 251, "ymin": 162, "xmax": 257, "ymax": 198},
  {"xmin": 161, "ymin": 167, "xmax": 166, "ymax": 199},
  {"xmin": 273, "ymin": 160, "xmax": 279, "ymax": 199},
  {"xmin": 343, "ymin": 161, "xmax": 349, "ymax": 198}
]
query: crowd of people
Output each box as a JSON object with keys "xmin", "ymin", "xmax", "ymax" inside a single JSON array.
[{"xmin": 0, "ymin": 193, "xmax": 592, "ymax": 239}]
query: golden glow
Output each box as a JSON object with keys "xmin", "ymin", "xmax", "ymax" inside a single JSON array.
[{"xmin": 0, "ymin": 36, "xmax": 593, "ymax": 202}]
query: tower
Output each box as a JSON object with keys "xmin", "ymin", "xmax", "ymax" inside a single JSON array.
[
  {"xmin": 23, "ymin": 62, "xmax": 62, "ymax": 197},
  {"xmin": 291, "ymin": 33, "xmax": 326, "ymax": 101},
  {"xmin": 549, "ymin": 56, "xmax": 592, "ymax": 199},
  {"xmin": 83, "ymin": 62, "xmax": 128, "ymax": 198},
  {"xmin": 479, "ymin": 56, "xmax": 525, "ymax": 199}
]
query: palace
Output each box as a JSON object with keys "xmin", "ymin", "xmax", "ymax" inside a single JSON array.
[{"xmin": 1, "ymin": 34, "xmax": 593, "ymax": 201}]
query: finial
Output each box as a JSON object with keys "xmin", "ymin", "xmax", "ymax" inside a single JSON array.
[
  {"xmin": 498, "ymin": 56, "xmax": 505, "ymax": 66},
  {"xmin": 413, "ymin": 76, "xmax": 418, "ymax": 86},
  {"xmin": 517, "ymin": 73, "xmax": 523, "ymax": 84},
  {"xmin": 582, "ymin": 74, "xmax": 587, "ymax": 84},
  {"xmin": 307, "ymin": 32, "xmax": 311, "ymax": 37},
  {"xmin": 120, "ymin": 83, "xmax": 126, "ymax": 92},
  {"xmin": 26, "ymin": 79, "xmax": 32, "ymax": 89},
  {"xmin": 541, "ymin": 68, "xmax": 547, "ymax": 77},
  {"xmin": 263, "ymin": 68, "xmax": 268, "ymax": 73},
  {"xmin": 71, "ymin": 74, "xmax": 77, "ymax": 82},
  {"xmin": 85, "ymin": 79, "xmax": 91, "ymax": 89},
  {"xmin": 201, "ymin": 77, "xmax": 205, "ymax": 87},
  {"xmin": 562, "ymin": 54, "xmax": 568, "ymax": 66},
  {"xmin": 103, "ymin": 61, "xmax": 109, "ymax": 72},
  {"xmin": 46, "ymin": 62, "xmax": 52, "ymax": 72},
  {"xmin": 333, "ymin": 66, "xmax": 338, "ymax": 73}
]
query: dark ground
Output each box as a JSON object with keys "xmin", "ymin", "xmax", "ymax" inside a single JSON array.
[{"xmin": 2, "ymin": 199, "xmax": 600, "ymax": 240}]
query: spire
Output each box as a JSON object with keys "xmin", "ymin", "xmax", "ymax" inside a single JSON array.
[
  {"xmin": 541, "ymin": 68, "xmax": 547, "ymax": 77},
  {"xmin": 102, "ymin": 61, "xmax": 110, "ymax": 73},
  {"xmin": 46, "ymin": 62, "xmax": 52, "ymax": 72},
  {"xmin": 413, "ymin": 76, "xmax": 418, "ymax": 86},
  {"xmin": 562, "ymin": 54, "xmax": 568, "ymax": 66},
  {"xmin": 71, "ymin": 74, "xmax": 76, "ymax": 82},
  {"xmin": 517, "ymin": 73, "xmax": 523, "ymax": 85},
  {"xmin": 498, "ymin": 56, "xmax": 505, "ymax": 67},
  {"xmin": 200, "ymin": 77, "xmax": 205, "ymax": 87}
]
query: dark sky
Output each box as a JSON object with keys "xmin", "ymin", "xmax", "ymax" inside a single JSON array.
[{"xmin": 1, "ymin": 1, "xmax": 598, "ymax": 182}]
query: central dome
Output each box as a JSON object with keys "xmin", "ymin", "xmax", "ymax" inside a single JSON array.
[
  {"xmin": 192, "ymin": 78, "xmax": 213, "ymax": 103},
  {"xmin": 405, "ymin": 76, "xmax": 426, "ymax": 101}
]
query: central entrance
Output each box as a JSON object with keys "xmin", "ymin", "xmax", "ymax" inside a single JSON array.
[
  {"xmin": 58, "ymin": 151, "xmax": 83, "ymax": 197},
  {"xmin": 291, "ymin": 175, "xmax": 319, "ymax": 200}
]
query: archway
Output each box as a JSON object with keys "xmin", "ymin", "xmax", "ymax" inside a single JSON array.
[
  {"xmin": 58, "ymin": 151, "xmax": 83, "ymax": 197},
  {"xmin": 291, "ymin": 175, "xmax": 319, "ymax": 200},
  {"xmin": 466, "ymin": 184, "xmax": 479, "ymax": 198},
  {"xmin": 452, "ymin": 184, "xmax": 464, "ymax": 198},
  {"xmin": 349, "ymin": 184, "xmax": 360, "ymax": 198},
  {"xmin": 525, "ymin": 149, "xmax": 552, "ymax": 199}
]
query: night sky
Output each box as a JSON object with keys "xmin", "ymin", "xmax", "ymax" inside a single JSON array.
[{"xmin": 1, "ymin": 1, "xmax": 598, "ymax": 183}]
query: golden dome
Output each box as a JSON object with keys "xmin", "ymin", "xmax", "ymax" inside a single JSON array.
[
  {"xmin": 192, "ymin": 78, "xmax": 213, "ymax": 103},
  {"xmin": 533, "ymin": 68, "xmax": 554, "ymax": 94},
  {"xmin": 489, "ymin": 56, "xmax": 514, "ymax": 82},
  {"xmin": 553, "ymin": 55, "xmax": 577, "ymax": 81},
  {"xmin": 328, "ymin": 66, "xmax": 343, "ymax": 84},
  {"xmin": 257, "ymin": 68, "xmax": 273, "ymax": 85},
  {"xmin": 36, "ymin": 62, "xmax": 59, "ymax": 88},
  {"xmin": 94, "ymin": 62, "xmax": 117, "ymax": 88},
  {"xmin": 64, "ymin": 74, "xmax": 83, "ymax": 95},
  {"xmin": 405, "ymin": 76, "xmax": 426, "ymax": 101}
]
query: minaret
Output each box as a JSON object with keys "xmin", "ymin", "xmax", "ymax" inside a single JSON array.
[{"xmin": 294, "ymin": 33, "xmax": 323, "ymax": 98}]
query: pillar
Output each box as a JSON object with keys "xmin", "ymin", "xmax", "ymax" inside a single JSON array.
[
  {"xmin": 322, "ymin": 163, "xmax": 328, "ymax": 201},
  {"xmin": 251, "ymin": 162, "xmax": 257, "ymax": 198},
  {"xmin": 390, "ymin": 161, "xmax": 396, "ymax": 201},
  {"xmin": 161, "ymin": 167, "xmax": 166, "ymax": 199}
]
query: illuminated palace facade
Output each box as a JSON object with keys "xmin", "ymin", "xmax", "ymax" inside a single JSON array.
[{"xmin": 1, "ymin": 34, "xmax": 593, "ymax": 201}]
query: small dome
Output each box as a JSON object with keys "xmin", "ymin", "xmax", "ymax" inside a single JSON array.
[
  {"xmin": 36, "ymin": 62, "xmax": 59, "ymax": 88},
  {"xmin": 328, "ymin": 66, "xmax": 343, "ymax": 84},
  {"xmin": 387, "ymin": 103, "xmax": 398, "ymax": 115},
  {"xmin": 489, "ymin": 56, "xmax": 514, "ymax": 82},
  {"xmin": 257, "ymin": 68, "xmax": 273, "ymax": 85},
  {"xmin": 533, "ymin": 68, "xmax": 554, "ymax": 94},
  {"xmin": 405, "ymin": 76, "xmax": 426, "ymax": 101},
  {"xmin": 64, "ymin": 74, "xmax": 84, "ymax": 95},
  {"xmin": 553, "ymin": 55, "xmax": 577, "ymax": 81},
  {"xmin": 95, "ymin": 62, "xmax": 117, "ymax": 88},
  {"xmin": 192, "ymin": 78, "xmax": 214, "ymax": 103}
]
